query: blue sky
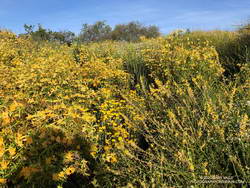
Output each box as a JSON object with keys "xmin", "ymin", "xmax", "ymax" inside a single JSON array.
[{"xmin": 0, "ymin": 0, "xmax": 249, "ymax": 34}]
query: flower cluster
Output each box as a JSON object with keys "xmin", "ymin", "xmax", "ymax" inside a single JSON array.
[{"xmin": 0, "ymin": 31, "xmax": 140, "ymax": 186}]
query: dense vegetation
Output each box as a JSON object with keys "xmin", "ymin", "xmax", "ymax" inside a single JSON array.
[
  {"xmin": 0, "ymin": 23, "xmax": 249, "ymax": 187},
  {"xmin": 20, "ymin": 21, "xmax": 160, "ymax": 44}
]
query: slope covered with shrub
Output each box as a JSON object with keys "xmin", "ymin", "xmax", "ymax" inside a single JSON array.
[{"xmin": 0, "ymin": 29, "xmax": 249, "ymax": 187}]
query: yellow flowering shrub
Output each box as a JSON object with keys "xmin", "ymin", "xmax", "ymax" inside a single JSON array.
[
  {"xmin": 0, "ymin": 30, "xmax": 249, "ymax": 187},
  {"xmin": 0, "ymin": 31, "xmax": 141, "ymax": 187},
  {"xmin": 141, "ymin": 35, "xmax": 224, "ymax": 85},
  {"xmin": 112, "ymin": 50, "xmax": 249, "ymax": 187},
  {"xmin": 91, "ymin": 35, "xmax": 249, "ymax": 187}
]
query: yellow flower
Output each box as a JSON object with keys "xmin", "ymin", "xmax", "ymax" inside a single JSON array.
[
  {"xmin": 8, "ymin": 147, "xmax": 16, "ymax": 156},
  {"xmin": 58, "ymin": 171, "xmax": 66, "ymax": 179},
  {"xmin": 9, "ymin": 101, "xmax": 23, "ymax": 112},
  {"xmin": 0, "ymin": 148, "xmax": 5, "ymax": 158},
  {"xmin": 65, "ymin": 166, "xmax": 76, "ymax": 175},
  {"xmin": 82, "ymin": 113, "xmax": 96, "ymax": 123},
  {"xmin": 203, "ymin": 162, "xmax": 208, "ymax": 167},
  {"xmin": 204, "ymin": 169, "xmax": 208, "ymax": 175},
  {"xmin": 0, "ymin": 178, "xmax": 7, "ymax": 184},
  {"xmin": 64, "ymin": 152, "xmax": 74, "ymax": 163},
  {"xmin": 104, "ymin": 145, "xmax": 110, "ymax": 151},
  {"xmin": 0, "ymin": 137, "xmax": 4, "ymax": 146},
  {"xmin": 2, "ymin": 112, "xmax": 10, "ymax": 125},
  {"xmin": 90, "ymin": 151, "xmax": 97, "ymax": 158},
  {"xmin": 189, "ymin": 163, "xmax": 195, "ymax": 171},
  {"xmin": 0, "ymin": 160, "xmax": 9, "ymax": 170},
  {"xmin": 106, "ymin": 153, "xmax": 117, "ymax": 163},
  {"xmin": 52, "ymin": 173, "xmax": 59, "ymax": 181},
  {"xmin": 240, "ymin": 114, "xmax": 249, "ymax": 136},
  {"xmin": 167, "ymin": 110, "xmax": 178, "ymax": 124},
  {"xmin": 28, "ymin": 98, "xmax": 35, "ymax": 104},
  {"xmin": 19, "ymin": 167, "xmax": 40, "ymax": 179},
  {"xmin": 25, "ymin": 136, "xmax": 33, "ymax": 145},
  {"xmin": 90, "ymin": 144, "xmax": 98, "ymax": 152},
  {"xmin": 15, "ymin": 133, "xmax": 25, "ymax": 147}
]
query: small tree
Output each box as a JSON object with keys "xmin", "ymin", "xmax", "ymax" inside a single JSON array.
[
  {"xmin": 28, "ymin": 24, "xmax": 50, "ymax": 41},
  {"xmin": 22, "ymin": 24, "xmax": 75, "ymax": 45},
  {"xmin": 51, "ymin": 31, "xmax": 75, "ymax": 45},
  {"xmin": 144, "ymin": 25, "xmax": 161, "ymax": 38},
  {"xmin": 110, "ymin": 21, "xmax": 160, "ymax": 42},
  {"xmin": 79, "ymin": 21, "xmax": 112, "ymax": 43},
  {"xmin": 24, "ymin": 24, "xmax": 35, "ymax": 34}
]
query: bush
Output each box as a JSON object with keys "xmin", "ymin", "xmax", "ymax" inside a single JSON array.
[
  {"xmin": 98, "ymin": 34, "xmax": 250, "ymax": 187},
  {"xmin": 0, "ymin": 30, "xmax": 249, "ymax": 187},
  {"xmin": 183, "ymin": 30, "xmax": 250, "ymax": 80},
  {"xmin": 0, "ymin": 31, "xmax": 141, "ymax": 187}
]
